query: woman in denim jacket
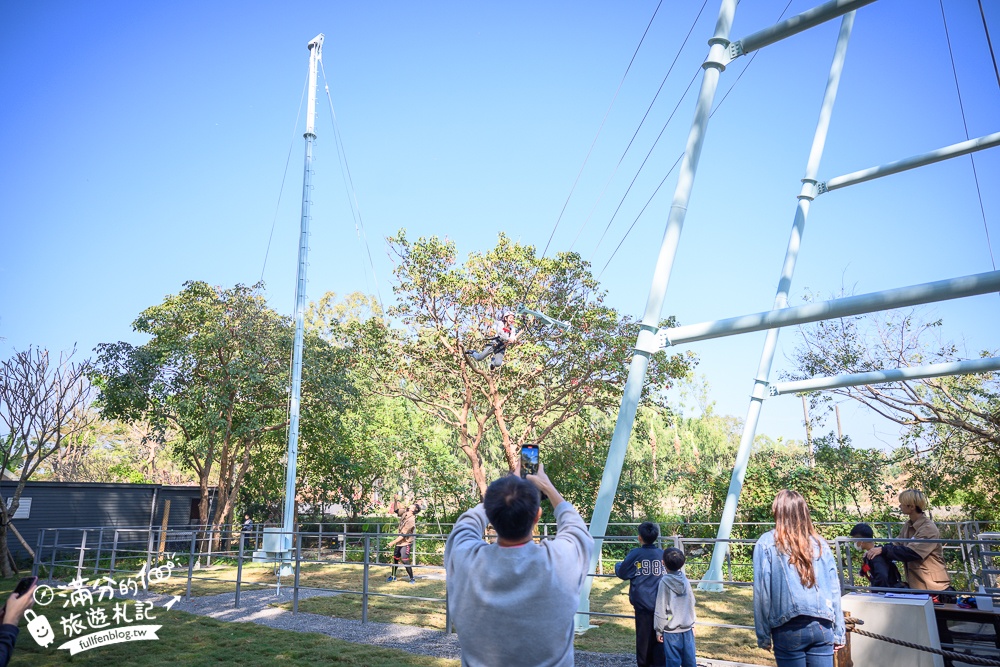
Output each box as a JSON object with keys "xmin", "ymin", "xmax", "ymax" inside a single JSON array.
[{"xmin": 753, "ymin": 490, "xmax": 846, "ymax": 667}]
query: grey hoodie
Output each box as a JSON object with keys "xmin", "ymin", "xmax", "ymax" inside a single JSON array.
[{"xmin": 653, "ymin": 569, "xmax": 697, "ymax": 635}]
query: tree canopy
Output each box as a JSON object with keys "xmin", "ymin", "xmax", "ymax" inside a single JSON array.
[
  {"xmin": 790, "ymin": 307, "xmax": 1000, "ymax": 518},
  {"xmin": 354, "ymin": 231, "xmax": 696, "ymax": 495},
  {"xmin": 93, "ymin": 281, "xmax": 355, "ymax": 544}
]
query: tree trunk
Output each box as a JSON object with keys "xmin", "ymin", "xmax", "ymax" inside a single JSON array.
[{"xmin": 0, "ymin": 526, "xmax": 12, "ymax": 579}]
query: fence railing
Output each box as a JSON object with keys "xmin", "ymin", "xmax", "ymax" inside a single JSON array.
[{"xmin": 29, "ymin": 522, "xmax": 999, "ymax": 639}]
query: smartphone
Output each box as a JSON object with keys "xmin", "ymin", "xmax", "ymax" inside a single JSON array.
[
  {"xmin": 0, "ymin": 576, "xmax": 37, "ymax": 616},
  {"xmin": 13, "ymin": 576, "xmax": 37, "ymax": 597},
  {"xmin": 519, "ymin": 444, "xmax": 539, "ymax": 478}
]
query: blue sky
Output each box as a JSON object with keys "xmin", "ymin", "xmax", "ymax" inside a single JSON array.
[{"xmin": 2, "ymin": 0, "xmax": 998, "ymax": 451}]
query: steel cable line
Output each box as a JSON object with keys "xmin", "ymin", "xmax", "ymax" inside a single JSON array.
[
  {"xmin": 589, "ymin": 66, "xmax": 700, "ymax": 262},
  {"xmin": 939, "ymin": 0, "xmax": 997, "ymax": 273},
  {"xmin": 516, "ymin": 0, "xmax": 666, "ymax": 311},
  {"xmin": 594, "ymin": 0, "xmax": 792, "ymax": 282},
  {"xmin": 568, "ymin": 0, "xmax": 711, "ymax": 254},
  {"xmin": 596, "ymin": 45, "xmax": 766, "ymax": 283},
  {"xmin": 979, "ymin": 0, "xmax": 1000, "ymax": 92},
  {"xmin": 319, "ymin": 60, "xmax": 386, "ymax": 318},
  {"xmin": 260, "ymin": 75, "xmax": 309, "ymax": 283}
]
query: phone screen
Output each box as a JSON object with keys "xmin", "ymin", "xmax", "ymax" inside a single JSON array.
[
  {"xmin": 519, "ymin": 444, "xmax": 539, "ymax": 478},
  {"xmin": 13, "ymin": 576, "xmax": 37, "ymax": 596}
]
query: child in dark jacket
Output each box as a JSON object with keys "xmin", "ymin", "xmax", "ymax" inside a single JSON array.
[
  {"xmin": 654, "ymin": 547, "xmax": 697, "ymax": 667},
  {"xmin": 614, "ymin": 522, "xmax": 666, "ymax": 667},
  {"xmin": 850, "ymin": 523, "xmax": 905, "ymax": 590}
]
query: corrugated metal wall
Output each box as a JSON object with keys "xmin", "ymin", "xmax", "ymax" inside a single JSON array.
[{"xmin": 1, "ymin": 481, "xmax": 207, "ymax": 560}]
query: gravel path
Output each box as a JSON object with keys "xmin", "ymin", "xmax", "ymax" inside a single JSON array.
[{"xmin": 129, "ymin": 588, "xmax": 757, "ymax": 666}]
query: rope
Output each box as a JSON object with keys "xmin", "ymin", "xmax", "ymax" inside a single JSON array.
[
  {"xmin": 938, "ymin": 0, "xmax": 997, "ymax": 274},
  {"xmin": 845, "ymin": 617, "xmax": 1000, "ymax": 667},
  {"xmin": 541, "ymin": 0, "xmax": 665, "ymax": 262},
  {"xmin": 319, "ymin": 59, "xmax": 386, "ymax": 318},
  {"xmin": 593, "ymin": 0, "xmax": 791, "ymax": 279},
  {"xmin": 260, "ymin": 74, "xmax": 309, "ymax": 283},
  {"xmin": 567, "ymin": 0, "xmax": 711, "ymax": 254},
  {"xmin": 594, "ymin": 0, "xmax": 790, "ymax": 281},
  {"xmin": 516, "ymin": 0, "xmax": 667, "ymax": 311},
  {"xmin": 980, "ymin": 0, "xmax": 1000, "ymax": 92}
]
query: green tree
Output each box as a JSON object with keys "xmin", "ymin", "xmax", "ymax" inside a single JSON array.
[
  {"xmin": 790, "ymin": 308, "xmax": 1000, "ymax": 518},
  {"xmin": 94, "ymin": 281, "xmax": 354, "ymax": 548},
  {"xmin": 360, "ymin": 231, "xmax": 695, "ymax": 496},
  {"xmin": 300, "ymin": 291, "xmax": 475, "ymax": 521}
]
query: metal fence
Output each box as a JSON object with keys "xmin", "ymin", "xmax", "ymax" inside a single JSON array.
[{"xmin": 28, "ymin": 519, "xmax": 999, "ymax": 641}]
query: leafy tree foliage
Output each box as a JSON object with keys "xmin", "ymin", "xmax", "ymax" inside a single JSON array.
[
  {"xmin": 357, "ymin": 231, "xmax": 695, "ymax": 496},
  {"xmin": 94, "ymin": 281, "xmax": 354, "ymax": 547},
  {"xmin": 41, "ymin": 413, "xmax": 195, "ymax": 485},
  {"xmin": 790, "ymin": 308, "xmax": 1000, "ymax": 518}
]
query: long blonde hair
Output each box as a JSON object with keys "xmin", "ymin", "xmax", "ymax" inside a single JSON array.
[{"xmin": 772, "ymin": 490, "xmax": 822, "ymax": 588}]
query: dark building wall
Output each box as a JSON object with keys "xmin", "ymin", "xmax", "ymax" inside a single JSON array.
[{"xmin": 1, "ymin": 481, "xmax": 208, "ymax": 560}]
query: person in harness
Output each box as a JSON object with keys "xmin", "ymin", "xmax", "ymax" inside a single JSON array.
[{"xmin": 466, "ymin": 312, "xmax": 518, "ymax": 370}]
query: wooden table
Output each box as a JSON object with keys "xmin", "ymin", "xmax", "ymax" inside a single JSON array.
[{"xmin": 933, "ymin": 603, "xmax": 1000, "ymax": 667}]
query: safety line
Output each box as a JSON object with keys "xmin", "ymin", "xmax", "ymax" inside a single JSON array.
[
  {"xmin": 319, "ymin": 60, "xmax": 386, "ymax": 318},
  {"xmin": 589, "ymin": 67, "xmax": 700, "ymax": 261},
  {"xmin": 260, "ymin": 75, "xmax": 309, "ymax": 283},
  {"xmin": 980, "ymin": 0, "xmax": 1000, "ymax": 92},
  {"xmin": 516, "ymin": 0, "xmax": 666, "ymax": 312},
  {"xmin": 595, "ymin": 19, "xmax": 774, "ymax": 283},
  {"xmin": 540, "ymin": 0, "xmax": 665, "ymax": 262},
  {"xmin": 939, "ymin": 0, "xmax": 997, "ymax": 273},
  {"xmin": 567, "ymin": 0, "xmax": 711, "ymax": 254},
  {"xmin": 592, "ymin": 0, "xmax": 791, "ymax": 281}
]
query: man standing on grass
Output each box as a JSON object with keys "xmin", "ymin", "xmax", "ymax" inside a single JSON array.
[
  {"xmin": 387, "ymin": 496, "xmax": 421, "ymax": 583},
  {"xmin": 445, "ymin": 464, "xmax": 593, "ymax": 667}
]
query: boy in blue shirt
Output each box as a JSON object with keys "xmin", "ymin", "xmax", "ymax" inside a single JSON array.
[{"xmin": 615, "ymin": 522, "xmax": 666, "ymax": 667}]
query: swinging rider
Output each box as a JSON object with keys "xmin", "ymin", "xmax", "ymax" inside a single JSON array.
[{"xmin": 467, "ymin": 312, "xmax": 518, "ymax": 369}]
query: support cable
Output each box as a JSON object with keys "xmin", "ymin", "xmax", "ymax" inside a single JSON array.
[
  {"xmin": 938, "ymin": 0, "xmax": 997, "ymax": 273},
  {"xmin": 589, "ymin": 67, "xmax": 701, "ymax": 261},
  {"xmin": 980, "ymin": 0, "xmax": 1000, "ymax": 91},
  {"xmin": 517, "ymin": 0, "xmax": 665, "ymax": 310},
  {"xmin": 319, "ymin": 60, "xmax": 385, "ymax": 317},
  {"xmin": 567, "ymin": 0, "xmax": 711, "ymax": 253},
  {"xmin": 541, "ymin": 0, "xmax": 665, "ymax": 261},
  {"xmin": 260, "ymin": 75, "xmax": 309, "ymax": 283},
  {"xmin": 595, "ymin": 2, "xmax": 783, "ymax": 282}
]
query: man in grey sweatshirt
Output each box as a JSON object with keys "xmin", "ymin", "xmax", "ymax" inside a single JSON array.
[
  {"xmin": 654, "ymin": 547, "xmax": 697, "ymax": 667},
  {"xmin": 445, "ymin": 463, "xmax": 593, "ymax": 667}
]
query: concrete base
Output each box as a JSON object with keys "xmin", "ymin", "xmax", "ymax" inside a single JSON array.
[{"xmin": 842, "ymin": 593, "xmax": 944, "ymax": 667}]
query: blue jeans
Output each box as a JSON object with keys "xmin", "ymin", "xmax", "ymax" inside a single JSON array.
[
  {"xmin": 771, "ymin": 615, "xmax": 834, "ymax": 667},
  {"xmin": 662, "ymin": 629, "xmax": 696, "ymax": 667}
]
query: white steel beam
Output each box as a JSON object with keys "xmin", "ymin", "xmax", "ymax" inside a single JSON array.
[
  {"xmin": 697, "ymin": 12, "xmax": 856, "ymax": 592},
  {"xmin": 662, "ymin": 270, "xmax": 1000, "ymax": 348},
  {"xmin": 769, "ymin": 357, "xmax": 1000, "ymax": 396},
  {"xmin": 818, "ymin": 131, "xmax": 1000, "ymax": 194},
  {"xmin": 731, "ymin": 0, "xmax": 877, "ymax": 57}
]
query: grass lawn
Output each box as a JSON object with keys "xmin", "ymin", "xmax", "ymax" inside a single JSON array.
[
  {"xmin": 253, "ymin": 566, "xmax": 775, "ymax": 666},
  {"xmin": 74, "ymin": 560, "xmax": 775, "ymax": 665},
  {"xmin": 1, "ymin": 578, "xmax": 458, "ymax": 666}
]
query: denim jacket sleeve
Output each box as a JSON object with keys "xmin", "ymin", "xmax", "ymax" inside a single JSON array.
[
  {"xmin": 753, "ymin": 537, "xmax": 773, "ymax": 649},
  {"xmin": 822, "ymin": 545, "xmax": 846, "ymax": 645}
]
